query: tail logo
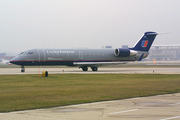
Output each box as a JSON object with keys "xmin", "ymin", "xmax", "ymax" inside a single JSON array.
[{"xmin": 141, "ymin": 40, "xmax": 148, "ymax": 47}]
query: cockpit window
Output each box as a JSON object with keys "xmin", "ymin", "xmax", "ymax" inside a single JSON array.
[
  {"xmin": 20, "ymin": 52, "xmax": 26, "ymax": 55},
  {"xmin": 20, "ymin": 52, "xmax": 34, "ymax": 55}
]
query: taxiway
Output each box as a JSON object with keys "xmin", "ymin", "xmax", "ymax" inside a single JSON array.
[
  {"xmin": 0, "ymin": 67, "xmax": 180, "ymax": 74},
  {"xmin": 1, "ymin": 93, "xmax": 180, "ymax": 120}
]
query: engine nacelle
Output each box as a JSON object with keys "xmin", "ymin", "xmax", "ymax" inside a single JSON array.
[{"xmin": 114, "ymin": 48, "xmax": 137, "ymax": 57}]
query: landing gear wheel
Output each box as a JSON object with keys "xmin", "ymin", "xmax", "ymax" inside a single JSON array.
[
  {"xmin": 21, "ymin": 66, "xmax": 25, "ymax": 73},
  {"xmin": 82, "ymin": 66, "xmax": 88, "ymax": 71},
  {"xmin": 91, "ymin": 67, "xmax": 98, "ymax": 71}
]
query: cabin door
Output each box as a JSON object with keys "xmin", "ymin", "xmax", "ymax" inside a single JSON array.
[
  {"xmin": 37, "ymin": 49, "xmax": 46, "ymax": 62},
  {"xmin": 79, "ymin": 51, "xmax": 83, "ymax": 59}
]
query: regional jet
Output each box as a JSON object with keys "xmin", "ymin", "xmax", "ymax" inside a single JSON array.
[{"xmin": 10, "ymin": 31, "xmax": 158, "ymax": 72}]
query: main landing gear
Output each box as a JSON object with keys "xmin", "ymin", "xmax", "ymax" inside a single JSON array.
[
  {"xmin": 82, "ymin": 66, "xmax": 88, "ymax": 71},
  {"xmin": 80, "ymin": 66, "xmax": 98, "ymax": 71},
  {"xmin": 21, "ymin": 66, "xmax": 25, "ymax": 72},
  {"xmin": 91, "ymin": 67, "xmax": 98, "ymax": 71}
]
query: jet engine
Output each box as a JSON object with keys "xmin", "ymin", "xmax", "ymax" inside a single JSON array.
[{"xmin": 114, "ymin": 48, "xmax": 137, "ymax": 57}]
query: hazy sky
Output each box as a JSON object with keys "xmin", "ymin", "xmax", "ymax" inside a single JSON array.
[{"xmin": 1, "ymin": 0, "xmax": 180, "ymax": 53}]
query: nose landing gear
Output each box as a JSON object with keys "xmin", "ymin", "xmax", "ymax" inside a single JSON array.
[{"xmin": 21, "ymin": 66, "xmax": 25, "ymax": 72}]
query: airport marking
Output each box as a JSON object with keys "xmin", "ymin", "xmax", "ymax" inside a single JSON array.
[
  {"xmin": 169, "ymin": 102, "xmax": 180, "ymax": 105},
  {"xmin": 160, "ymin": 116, "xmax": 180, "ymax": 120},
  {"xmin": 109, "ymin": 109, "xmax": 138, "ymax": 115}
]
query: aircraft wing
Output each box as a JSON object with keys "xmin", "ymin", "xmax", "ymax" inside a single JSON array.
[{"xmin": 73, "ymin": 61, "xmax": 129, "ymax": 67}]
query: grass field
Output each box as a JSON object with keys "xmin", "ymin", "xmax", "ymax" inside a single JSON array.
[{"xmin": 0, "ymin": 74, "xmax": 180, "ymax": 112}]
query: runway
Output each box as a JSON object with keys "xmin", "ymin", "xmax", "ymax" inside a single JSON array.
[
  {"xmin": 1, "ymin": 67, "xmax": 180, "ymax": 74},
  {"xmin": 1, "ymin": 93, "xmax": 180, "ymax": 120}
]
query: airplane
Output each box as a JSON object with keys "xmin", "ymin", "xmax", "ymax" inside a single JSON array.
[{"xmin": 10, "ymin": 31, "xmax": 158, "ymax": 73}]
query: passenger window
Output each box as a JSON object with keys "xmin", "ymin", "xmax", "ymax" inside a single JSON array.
[{"xmin": 27, "ymin": 52, "xmax": 34, "ymax": 55}]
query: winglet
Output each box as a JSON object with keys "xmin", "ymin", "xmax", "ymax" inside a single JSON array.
[{"xmin": 137, "ymin": 53, "xmax": 144, "ymax": 61}]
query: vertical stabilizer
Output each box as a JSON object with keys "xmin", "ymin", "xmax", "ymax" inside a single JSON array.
[{"xmin": 130, "ymin": 32, "xmax": 158, "ymax": 52}]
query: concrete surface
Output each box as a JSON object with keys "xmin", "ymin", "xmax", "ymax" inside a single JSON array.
[
  {"xmin": 0, "ymin": 67, "xmax": 180, "ymax": 74},
  {"xmin": 0, "ymin": 93, "xmax": 180, "ymax": 120}
]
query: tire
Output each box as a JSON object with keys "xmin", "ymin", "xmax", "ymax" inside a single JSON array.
[
  {"xmin": 91, "ymin": 67, "xmax": 98, "ymax": 71},
  {"xmin": 82, "ymin": 66, "xmax": 88, "ymax": 71}
]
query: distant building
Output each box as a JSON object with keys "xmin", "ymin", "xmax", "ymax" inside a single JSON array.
[
  {"xmin": 120, "ymin": 45, "xmax": 180, "ymax": 61},
  {"xmin": 102, "ymin": 46, "xmax": 112, "ymax": 48},
  {"xmin": 122, "ymin": 45, "xmax": 129, "ymax": 49},
  {"xmin": 0, "ymin": 53, "xmax": 14, "ymax": 61},
  {"xmin": 0, "ymin": 53, "xmax": 6, "ymax": 57},
  {"xmin": 148, "ymin": 45, "xmax": 180, "ymax": 61}
]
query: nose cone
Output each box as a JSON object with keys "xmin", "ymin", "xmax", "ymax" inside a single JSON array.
[
  {"xmin": 10, "ymin": 58, "xmax": 15, "ymax": 64},
  {"xmin": 10, "ymin": 56, "xmax": 21, "ymax": 65}
]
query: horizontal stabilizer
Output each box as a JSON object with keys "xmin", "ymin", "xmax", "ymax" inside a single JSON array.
[{"xmin": 137, "ymin": 54, "xmax": 144, "ymax": 61}]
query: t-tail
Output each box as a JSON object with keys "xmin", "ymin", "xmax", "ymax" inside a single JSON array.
[{"xmin": 130, "ymin": 31, "xmax": 158, "ymax": 52}]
